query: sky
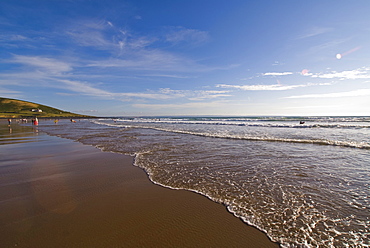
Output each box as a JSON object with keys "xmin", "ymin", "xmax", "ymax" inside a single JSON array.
[{"xmin": 1, "ymin": 0, "xmax": 370, "ymax": 116}]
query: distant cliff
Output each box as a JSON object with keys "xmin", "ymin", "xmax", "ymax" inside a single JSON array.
[{"xmin": 0, "ymin": 97, "xmax": 94, "ymax": 118}]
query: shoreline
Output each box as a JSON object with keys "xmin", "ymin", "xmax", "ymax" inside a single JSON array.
[{"xmin": 0, "ymin": 121, "xmax": 279, "ymax": 247}]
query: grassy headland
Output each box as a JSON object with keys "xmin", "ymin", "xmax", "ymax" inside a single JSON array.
[{"xmin": 0, "ymin": 97, "xmax": 94, "ymax": 118}]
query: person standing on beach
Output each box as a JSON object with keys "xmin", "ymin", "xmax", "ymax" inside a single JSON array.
[{"xmin": 7, "ymin": 118, "xmax": 11, "ymax": 126}]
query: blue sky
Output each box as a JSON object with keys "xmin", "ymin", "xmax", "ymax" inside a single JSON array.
[{"xmin": 1, "ymin": 0, "xmax": 370, "ymax": 116}]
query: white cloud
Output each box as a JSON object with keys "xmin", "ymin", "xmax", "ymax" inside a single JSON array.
[
  {"xmin": 217, "ymin": 83, "xmax": 307, "ymax": 91},
  {"xmin": 285, "ymin": 89, "xmax": 370, "ymax": 99},
  {"xmin": 217, "ymin": 81, "xmax": 333, "ymax": 91},
  {"xmin": 263, "ymin": 72, "xmax": 293, "ymax": 76},
  {"xmin": 311, "ymin": 67, "xmax": 370, "ymax": 80}
]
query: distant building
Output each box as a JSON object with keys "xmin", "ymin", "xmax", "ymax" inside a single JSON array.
[{"xmin": 31, "ymin": 109, "xmax": 43, "ymax": 112}]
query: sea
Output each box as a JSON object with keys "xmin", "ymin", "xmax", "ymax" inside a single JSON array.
[{"xmin": 38, "ymin": 116, "xmax": 369, "ymax": 247}]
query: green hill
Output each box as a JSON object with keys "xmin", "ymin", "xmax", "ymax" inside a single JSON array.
[{"xmin": 0, "ymin": 97, "xmax": 94, "ymax": 118}]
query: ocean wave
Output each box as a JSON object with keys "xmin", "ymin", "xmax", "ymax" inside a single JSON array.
[
  {"xmin": 112, "ymin": 118, "xmax": 370, "ymax": 129},
  {"xmin": 92, "ymin": 120, "xmax": 370, "ymax": 150}
]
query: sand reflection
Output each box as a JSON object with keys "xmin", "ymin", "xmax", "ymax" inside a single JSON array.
[{"xmin": 31, "ymin": 157, "xmax": 77, "ymax": 214}]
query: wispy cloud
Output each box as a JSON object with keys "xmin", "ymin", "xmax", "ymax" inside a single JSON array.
[
  {"xmin": 0, "ymin": 34, "xmax": 28, "ymax": 42},
  {"xmin": 107, "ymin": 21, "xmax": 113, "ymax": 27},
  {"xmin": 65, "ymin": 19, "xmax": 155, "ymax": 55},
  {"xmin": 7, "ymin": 19, "xmax": 223, "ymax": 75},
  {"xmin": 86, "ymin": 49, "xmax": 225, "ymax": 72},
  {"xmin": 296, "ymin": 27, "xmax": 332, "ymax": 39},
  {"xmin": 187, "ymin": 90, "xmax": 231, "ymax": 101},
  {"xmin": 66, "ymin": 21, "xmax": 113, "ymax": 50},
  {"xmin": 52, "ymin": 80, "xmax": 191, "ymax": 101},
  {"xmin": 57, "ymin": 79, "xmax": 113, "ymax": 97},
  {"xmin": 285, "ymin": 89, "xmax": 370, "ymax": 99},
  {"xmin": 0, "ymin": 34, "xmax": 32, "ymax": 49},
  {"xmin": 86, "ymin": 50, "xmax": 195, "ymax": 71},
  {"xmin": 307, "ymin": 38, "xmax": 348, "ymax": 54},
  {"xmin": 133, "ymin": 100, "xmax": 228, "ymax": 110},
  {"xmin": 145, "ymin": 88, "xmax": 231, "ymax": 101},
  {"xmin": 55, "ymin": 83, "xmax": 231, "ymax": 102},
  {"xmin": 0, "ymin": 87, "xmax": 22, "ymax": 98},
  {"xmin": 272, "ymin": 61, "xmax": 284, "ymax": 66},
  {"xmin": 10, "ymin": 55, "xmax": 72, "ymax": 74},
  {"xmin": 2, "ymin": 54, "xmax": 231, "ymax": 103},
  {"xmin": 54, "ymin": 82, "xmax": 186, "ymax": 100},
  {"xmin": 143, "ymin": 74, "xmax": 193, "ymax": 79},
  {"xmin": 165, "ymin": 26, "xmax": 209, "ymax": 46},
  {"xmin": 60, "ymin": 21, "xmax": 210, "ymax": 72},
  {"xmin": 64, "ymin": 20, "xmax": 210, "ymax": 68},
  {"xmin": 58, "ymin": 84, "xmax": 183, "ymax": 102}
]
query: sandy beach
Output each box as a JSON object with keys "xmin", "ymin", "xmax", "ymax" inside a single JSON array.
[{"xmin": 0, "ymin": 121, "xmax": 279, "ymax": 247}]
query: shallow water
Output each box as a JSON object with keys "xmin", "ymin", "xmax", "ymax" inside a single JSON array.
[{"xmin": 39, "ymin": 117, "xmax": 370, "ymax": 247}]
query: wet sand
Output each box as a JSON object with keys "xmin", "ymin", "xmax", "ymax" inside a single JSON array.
[{"xmin": 0, "ymin": 121, "xmax": 279, "ymax": 247}]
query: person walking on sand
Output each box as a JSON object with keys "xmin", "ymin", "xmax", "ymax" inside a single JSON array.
[{"xmin": 7, "ymin": 118, "xmax": 11, "ymax": 126}]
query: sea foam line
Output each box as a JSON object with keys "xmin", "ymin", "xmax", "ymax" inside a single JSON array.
[{"xmin": 132, "ymin": 151, "xmax": 278, "ymax": 246}]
